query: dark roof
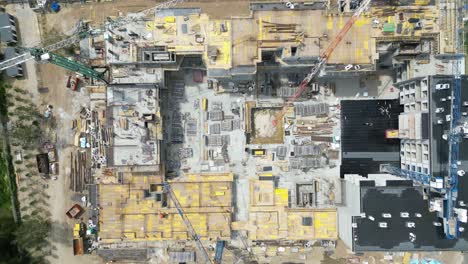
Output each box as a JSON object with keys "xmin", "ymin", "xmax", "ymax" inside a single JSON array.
[
  {"xmin": 340, "ymin": 99, "xmax": 402, "ymax": 178},
  {"xmin": 98, "ymin": 248, "xmax": 148, "ymax": 262},
  {"xmin": 36, "ymin": 153, "xmax": 49, "ymax": 174},
  {"xmin": 3, "ymin": 47, "xmax": 22, "ymax": 77},
  {"xmin": 0, "ymin": 13, "xmax": 16, "ymax": 43},
  {"xmin": 353, "ymin": 180, "xmax": 468, "ymax": 251},
  {"xmin": 429, "ymin": 76, "xmax": 453, "ymax": 177},
  {"xmin": 455, "ymin": 76, "xmax": 468, "ymax": 232}
]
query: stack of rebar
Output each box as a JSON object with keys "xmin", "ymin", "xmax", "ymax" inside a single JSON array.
[
  {"xmin": 262, "ymin": 21, "xmax": 298, "ymax": 34},
  {"xmin": 70, "ymin": 150, "xmax": 90, "ymax": 193},
  {"xmin": 295, "ymin": 103, "xmax": 329, "ymax": 117}
]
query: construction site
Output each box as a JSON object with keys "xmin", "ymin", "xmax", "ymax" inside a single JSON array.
[{"xmin": 0, "ymin": 0, "xmax": 466, "ymax": 263}]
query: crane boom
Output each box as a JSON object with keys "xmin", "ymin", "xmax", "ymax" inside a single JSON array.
[
  {"xmin": 164, "ymin": 183, "xmax": 212, "ymax": 263},
  {"xmin": 274, "ymin": 0, "xmax": 371, "ymax": 124},
  {"xmin": 0, "ymin": 53, "xmax": 33, "ymax": 71},
  {"xmin": 0, "ymin": 0, "xmax": 186, "ymax": 71}
]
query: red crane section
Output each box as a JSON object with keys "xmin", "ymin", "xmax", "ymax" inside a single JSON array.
[{"xmin": 273, "ymin": 0, "xmax": 372, "ymax": 126}]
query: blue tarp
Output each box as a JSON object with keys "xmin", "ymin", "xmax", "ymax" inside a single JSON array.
[{"xmin": 51, "ymin": 2, "xmax": 60, "ymax": 12}]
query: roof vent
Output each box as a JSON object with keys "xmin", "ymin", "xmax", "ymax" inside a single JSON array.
[{"xmin": 400, "ymin": 212, "xmax": 409, "ymax": 218}]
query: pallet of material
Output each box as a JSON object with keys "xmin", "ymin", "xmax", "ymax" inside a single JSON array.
[
  {"xmin": 294, "ymin": 145, "xmax": 321, "ymax": 156},
  {"xmin": 276, "ymin": 146, "xmax": 287, "ymax": 160},
  {"xmin": 220, "ymin": 120, "xmax": 233, "ymax": 131},
  {"xmin": 208, "ymin": 110, "xmax": 224, "ymax": 121},
  {"xmin": 209, "ymin": 123, "xmax": 221, "ymax": 134},
  {"xmin": 295, "ymin": 103, "xmax": 329, "ymax": 117},
  {"xmin": 186, "ymin": 120, "xmax": 197, "ymax": 136}
]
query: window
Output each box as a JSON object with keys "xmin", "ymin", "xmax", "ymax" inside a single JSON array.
[
  {"xmin": 302, "ymin": 217, "xmax": 313, "ymax": 226},
  {"xmin": 422, "ymin": 102, "xmax": 428, "ymax": 110}
]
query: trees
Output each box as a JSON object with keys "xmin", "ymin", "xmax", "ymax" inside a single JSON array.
[
  {"xmin": 14, "ymin": 218, "xmax": 50, "ymax": 256},
  {"xmin": 10, "ymin": 123, "xmax": 42, "ymax": 149}
]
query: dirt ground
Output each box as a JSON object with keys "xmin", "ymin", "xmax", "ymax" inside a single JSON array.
[
  {"xmin": 42, "ymin": 0, "xmax": 268, "ymax": 35},
  {"xmin": 251, "ymin": 108, "xmax": 284, "ymax": 144}
]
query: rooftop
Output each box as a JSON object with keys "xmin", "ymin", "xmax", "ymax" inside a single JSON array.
[
  {"xmin": 0, "ymin": 12, "xmax": 16, "ymax": 43},
  {"xmin": 340, "ymin": 99, "xmax": 402, "ymax": 178},
  {"xmin": 3, "ymin": 47, "xmax": 22, "ymax": 77},
  {"xmin": 106, "ymin": 84, "xmax": 162, "ymax": 167},
  {"xmin": 98, "ymin": 173, "xmax": 233, "ymax": 243},
  {"xmin": 232, "ymin": 180, "xmax": 338, "ymax": 241},
  {"xmin": 353, "ymin": 178, "xmax": 468, "ymax": 251}
]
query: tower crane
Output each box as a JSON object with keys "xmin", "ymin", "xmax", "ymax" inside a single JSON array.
[
  {"xmin": 273, "ymin": 0, "xmax": 372, "ymax": 126},
  {"xmin": 381, "ymin": 72, "xmax": 464, "ymax": 239},
  {"xmin": 381, "ymin": 59, "xmax": 465, "ymax": 240},
  {"xmin": 0, "ymin": 0, "xmax": 186, "ymax": 81},
  {"xmin": 444, "ymin": 4, "xmax": 464, "ymax": 236}
]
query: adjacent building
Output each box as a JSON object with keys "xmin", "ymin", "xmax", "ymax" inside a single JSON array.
[
  {"xmin": 0, "ymin": 11, "xmax": 17, "ymax": 45},
  {"xmin": 2, "ymin": 47, "xmax": 23, "ymax": 77},
  {"xmin": 397, "ymin": 75, "xmax": 468, "ymax": 181},
  {"xmin": 232, "ymin": 180, "xmax": 338, "ymax": 241},
  {"xmin": 338, "ymin": 174, "xmax": 468, "ymax": 252},
  {"xmin": 340, "ymin": 99, "xmax": 402, "ymax": 178},
  {"xmin": 98, "ymin": 173, "xmax": 233, "ymax": 244},
  {"xmin": 106, "ymin": 84, "xmax": 163, "ymax": 170}
]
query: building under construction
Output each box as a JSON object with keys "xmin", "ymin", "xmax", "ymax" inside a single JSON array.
[
  {"xmin": 0, "ymin": 0, "xmax": 456, "ymax": 262},
  {"xmin": 83, "ymin": 0, "xmax": 468, "ymax": 260}
]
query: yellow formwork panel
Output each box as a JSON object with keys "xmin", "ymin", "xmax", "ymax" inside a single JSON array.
[
  {"xmin": 206, "ymin": 20, "xmax": 232, "ymax": 69},
  {"xmin": 124, "ymin": 214, "xmax": 145, "ymax": 239},
  {"xmin": 355, "ymin": 49, "xmax": 362, "ymax": 60},
  {"xmin": 250, "ymin": 212, "xmax": 279, "ymax": 240},
  {"xmin": 274, "ymin": 188, "xmax": 289, "ymax": 206},
  {"xmin": 187, "ymin": 213, "xmax": 208, "ymax": 237},
  {"xmin": 363, "ymin": 40, "xmax": 369, "ymax": 50},
  {"xmin": 164, "ymin": 16, "xmax": 176, "ymax": 23},
  {"xmin": 327, "ymin": 16, "xmax": 333, "ymax": 30},
  {"xmin": 355, "ymin": 17, "xmax": 370, "ymax": 27},
  {"xmin": 172, "ymin": 184, "xmax": 200, "ymax": 208},
  {"xmin": 403, "ymin": 252, "xmax": 411, "ymax": 264},
  {"xmin": 146, "ymin": 21, "xmax": 155, "ymax": 31},
  {"xmin": 183, "ymin": 173, "xmax": 234, "ymax": 182},
  {"xmin": 286, "ymin": 211, "xmax": 315, "ymax": 239},
  {"xmin": 313, "ymin": 211, "xmax": 338, "ymax": 239}
]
